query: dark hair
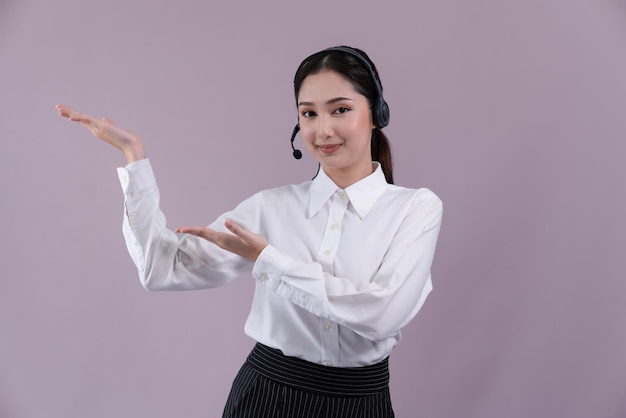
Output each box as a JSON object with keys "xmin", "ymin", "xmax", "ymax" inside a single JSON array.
[{"xmin": 293, "ymin": 46, "xmax": 394, "ymax": 184}]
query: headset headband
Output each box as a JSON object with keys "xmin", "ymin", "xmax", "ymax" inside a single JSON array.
[{"xmin": 295, "ymin": 46, "xmax": 390, "ymax": 128}]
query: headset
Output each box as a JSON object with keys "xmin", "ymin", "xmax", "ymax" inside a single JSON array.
[{"xmin": 290, "ymin": 46, "xmax": 390, "ymax": 159}]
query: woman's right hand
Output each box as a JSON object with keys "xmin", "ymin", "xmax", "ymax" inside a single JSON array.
[{"xmin": 56, "ymin": 104, "xmax": 146, "ymax": 164}]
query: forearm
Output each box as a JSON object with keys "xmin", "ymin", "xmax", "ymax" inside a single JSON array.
[
  {"xmin": 252, "ymin": 240, "xmax": 435, "ymax": 342},
  {"xmin": 123, "ymin": 140, "xmax": 146, "ymax": 164},
  {"xmin": 119, "ymin": 159, "xmax": 246, "ymax": 290},
  {"xmin": 252, "ymin": 193, "xmax": 443, "ymax": 341}
]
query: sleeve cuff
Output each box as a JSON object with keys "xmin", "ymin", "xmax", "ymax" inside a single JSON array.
[
  {"xmin": 253, "ymin": 245, "xmax": 323, "ymax": 315},
  {"xmin": 117, "ymin": 158, "xmax": 156, "ymax": 196},
  {"xmin": 252, "ymin": 245, "xmax": 292, "ymax": 287}
]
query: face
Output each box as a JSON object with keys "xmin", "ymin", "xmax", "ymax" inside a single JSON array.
[{"xmin": 297, "ymin": 69, "xmax": 375, "ymax": 187}]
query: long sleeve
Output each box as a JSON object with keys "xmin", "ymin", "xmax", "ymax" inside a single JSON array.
[
  {"xmin": 117, "ymin": 159, "xmax": 252, "ymax": 291},
  {"xmin": 252, "ymin": 188, "xmax": 442, "ymax": 342},
  {"xmin": 115, "ymin": 159, "xmax": 442, "ymax": 366}
]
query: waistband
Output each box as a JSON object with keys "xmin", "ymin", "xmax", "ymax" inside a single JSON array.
[{"xmin": 246, "ymin": 343, "xmax": 390, "ymax": 397}]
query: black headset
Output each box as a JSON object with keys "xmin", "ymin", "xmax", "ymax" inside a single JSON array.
[{"xmin": 290, "ymin": 46, "xmax": 390, "ymax": 160}]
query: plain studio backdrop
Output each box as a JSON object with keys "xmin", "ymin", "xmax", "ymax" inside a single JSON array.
[{"xmin": 1, "ymin": 0, "xmax": 625, "ymax": 417}]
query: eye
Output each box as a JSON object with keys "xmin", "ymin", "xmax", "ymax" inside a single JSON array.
[
  {"xmin": 301, "ymin": 110, "xmax": 316, "ymax": 118},
  {"xmin": 333, "ymin": 107, "xmax": 350, "ymax": 115}
]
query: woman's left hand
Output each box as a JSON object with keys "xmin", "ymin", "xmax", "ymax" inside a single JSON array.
[{"xmin": 176, "ymin": 220, "xmax": 268, "ymax": 262}]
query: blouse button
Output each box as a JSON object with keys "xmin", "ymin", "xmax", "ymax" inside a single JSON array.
[
  {"xmin": 330, "ymin": 224, "xmax": 338, "ymax": 231},
  {"xmin": 323, "ymin": 249, "xmax": 331, "ymax": 256},
  {"xmin": 338, "ymin": 192, "xmax": 346, "ymax": 199},
  {"xmin": 260, "ymin": 273, "xmax": 269, "ymax": 282},
  {"xmin": 325, "ymin": 324, "xmax": 333, "ymax": 332}
]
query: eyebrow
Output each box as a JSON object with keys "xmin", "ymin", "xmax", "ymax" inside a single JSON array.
[{"xmin": 297, "ymin": 97, "xmax": 354, "ymax": 107}]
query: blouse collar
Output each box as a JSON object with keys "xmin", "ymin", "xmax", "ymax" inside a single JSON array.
[{"xmin": 308, "ymin": 162, "xmax": 389, "ymax": 220}]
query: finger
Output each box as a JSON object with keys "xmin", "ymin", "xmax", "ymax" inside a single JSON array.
[
  {"xmin": 224, "ymin": 220, "xmax": 268, "ymax": 260},
  {"xmin": 101, "ymin": 117, "xmax": 115, "ymax": 126},
  {"xmin": 176, "ymin": 226, "xmax": 220, "ymax": 242},
  {"xmin": 55, "ymin": 104, "xmax": 97, "ymax": 126},
  {"xmin": 176, "ymin": 226, "xmax": 207, "ymax": 236},
  {"xmin": 55, "ymin": 103, "xmax": 67, "ymax": 115},
  {"xmin": 224, "ymin": 220, "xmax": 247, "ymax": 237},
  {"xmin": 179, "ymin": 225, "xmax": 248, "ymax": 255},
  {"xmin": 56, "ymin": 104, "xmax": 79, "ymax": 120},
  {"xmin": 224, "ymin": 220, "xmax": 257, "ymax": 243},
  {"xmin": 56, "ymin": 103, "xmax": 75, "ymax": 118},
  {"xmin": 64, "ymin": 109, "xmax": 91, "ymax": 124}
]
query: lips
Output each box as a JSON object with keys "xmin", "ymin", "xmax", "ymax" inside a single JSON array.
[{"xmin": 318, "ymin": 144, "xmax": 342, "ymax": 154}]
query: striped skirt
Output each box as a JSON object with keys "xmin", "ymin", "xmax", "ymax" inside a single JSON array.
[{"xmin": 223, "ymin": 343, "xmax": 394, "ymax": 418}]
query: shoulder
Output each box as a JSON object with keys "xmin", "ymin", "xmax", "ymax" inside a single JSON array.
[
  {"xmin": 414, "ymin": 187, "xmax": 442, "ymax": 208},
  {"xmin": 381, "ymin": 185, "xmax": 443, "ymax": 231},
  {"xmin": 386, "ymin": 184, "xmax": 442, "ymax": 208},
  {"xmin": 247, "ymin": 180, "xmax": 313, "ymax": 206},
  {"xmin": 226, "ymin": 181, "xmax": 313, "ymax": 229}
]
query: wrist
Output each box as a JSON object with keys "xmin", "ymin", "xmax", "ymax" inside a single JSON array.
[{"xmin": 124, "ymin": 142, "xmax": 146, "ymax": 164}]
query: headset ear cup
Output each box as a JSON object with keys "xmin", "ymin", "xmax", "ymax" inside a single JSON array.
[{"xmin": 377, "ymin": 100, "xmax": 390, "ymax": 128}]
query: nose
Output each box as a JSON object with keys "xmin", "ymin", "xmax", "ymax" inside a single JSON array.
[{"xmin": 316, "ymin": 115, "xmax": 334, "ymax": 140}]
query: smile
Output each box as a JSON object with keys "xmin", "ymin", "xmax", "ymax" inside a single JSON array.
[{"xmin": 317, "ymin": 144, "xmax": 342, "ymax": 154}]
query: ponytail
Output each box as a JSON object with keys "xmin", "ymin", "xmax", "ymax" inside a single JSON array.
[{"xmin": 371, "ymin": 128, "xmax": 394, "ymax": 184}]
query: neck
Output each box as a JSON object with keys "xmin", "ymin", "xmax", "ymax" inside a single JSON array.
[{"xmin": 324, "ymin": 162, "xmax": 375, "ymax": 189}]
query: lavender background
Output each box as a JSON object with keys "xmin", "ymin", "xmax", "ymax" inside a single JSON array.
[{"xmin": 1, "ymin": 0, "xmax": 625, "ymax": 417}]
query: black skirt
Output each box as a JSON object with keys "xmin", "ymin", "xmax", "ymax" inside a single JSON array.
[{"xmin": 223, "ymin": 343, "xmax": 395, "ymax": 418}]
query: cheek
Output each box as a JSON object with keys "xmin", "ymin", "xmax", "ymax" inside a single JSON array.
[
  {"xmin": 299, "ymin": 124, "xmax": 316, "ymax": 146},
  {"xmin": 346, "ymin": 115, "xmax": 373, "ymax": 142}
]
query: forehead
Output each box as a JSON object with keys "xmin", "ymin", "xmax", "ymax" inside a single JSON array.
[{"xmin": 298, "ymin": 70, "xmax": 361, "ymax": 102}]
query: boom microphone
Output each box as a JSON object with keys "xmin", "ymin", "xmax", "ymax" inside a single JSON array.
[{"xmin": 290, "ymin": 124, "xmax": 302, "ymax": 159}]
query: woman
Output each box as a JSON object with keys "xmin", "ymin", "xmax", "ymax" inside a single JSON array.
[{"xmin": 57, "ymin": 46, "xmax": 443, "ymax": 418}]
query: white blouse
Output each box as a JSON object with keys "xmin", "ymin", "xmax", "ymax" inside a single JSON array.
[{"xmin": 117, "ymin": 159, "xmax": 443, "ymax": 367}]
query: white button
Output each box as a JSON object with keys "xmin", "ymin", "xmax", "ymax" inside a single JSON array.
[
  {"xmin": 323, "ymin": 249, "xmax": 331, "ymax": 256},
  {"xmin": 260, "ymin": 273, "xmax": 268, "ymax": 282},
  {"xmin": 330, "ymin": 224, "xmax": 338, "ymax": 230},
  {"xmin": 339, "ymin": 192, "xmax": 346, "ymax": 199},
  {"xmin": 325, "ymin": 324, "xmax": 333, "ymax": 332},
  {"xmin": 325, "ymin": 361, "xmax": 334, "ymax": 367}
]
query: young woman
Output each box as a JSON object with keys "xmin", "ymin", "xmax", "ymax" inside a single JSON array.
[{"xmin": 57, "ymin": 46, "xmax": 443, "ymax": 418}]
